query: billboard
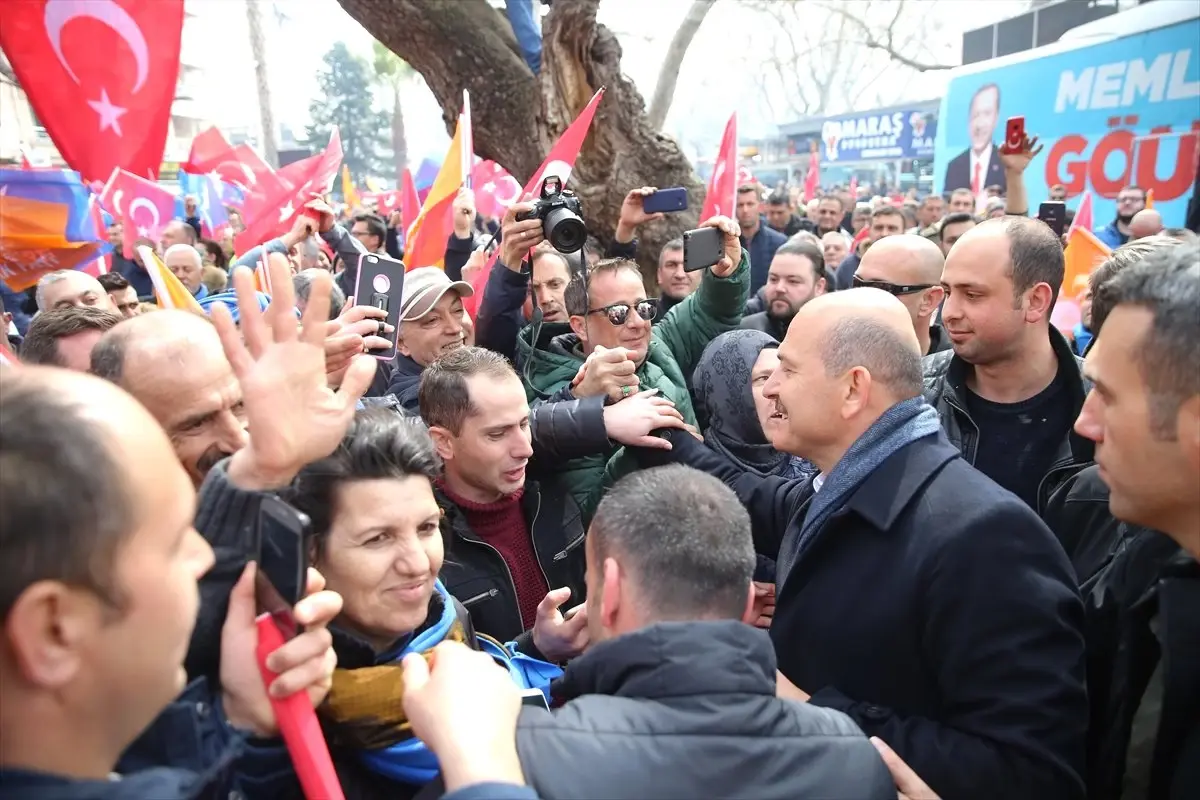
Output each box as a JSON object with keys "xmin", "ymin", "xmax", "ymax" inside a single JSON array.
[
  {"xmin": 934, "ymin": 16, "xmax": 1200, "ymax": 225},
  {"xmin": 818, "ymin": 109, "xmax": 937, "ymax": 163}
]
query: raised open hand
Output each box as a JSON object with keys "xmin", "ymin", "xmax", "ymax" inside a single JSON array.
[{"xmin": 213, "ymin": 251, "xmax": 376, "ymax": 490}]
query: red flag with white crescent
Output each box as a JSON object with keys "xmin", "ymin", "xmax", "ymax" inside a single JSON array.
[
  {"xmin": 0, "ymin": 0, "xmax": 185, "ymax": 183},
  {"xmin": 701, "ymin": 113, "xmax": 738, "ymax": 221},
  {"xmin": 98, "ymin": 167, "xmax": 177, "ymax": 257}
]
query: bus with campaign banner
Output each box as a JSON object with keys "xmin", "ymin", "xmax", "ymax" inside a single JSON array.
[{"xmin": 934, "ymin": 1, "xmax": 1200, "ymax": 227}]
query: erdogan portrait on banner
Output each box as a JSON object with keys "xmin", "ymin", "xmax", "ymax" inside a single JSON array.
[{"xmin": 943, "ymin": 83, "xmax": 1007, "ymax": 196}]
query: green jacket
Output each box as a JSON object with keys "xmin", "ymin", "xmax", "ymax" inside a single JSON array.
[{"xmin": 514, "ymin": 250, "xmax": 750, "ymax": 518}]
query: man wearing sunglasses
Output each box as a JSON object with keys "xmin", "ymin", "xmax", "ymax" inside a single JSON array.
[
  {"xmin": 516, "ymin": 217, "xmax": 749, "ymax": 519},
  {"xmin": 853, "ymin": 234, "xmax": 952, "ymax": 356}
]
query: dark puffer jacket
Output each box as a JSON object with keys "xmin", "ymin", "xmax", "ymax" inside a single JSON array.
[
  {"xmin": 516, "ymin": 621, "xmax": 895, "ymax": 800},
  {"xmin": 921, "ymin": 326, "xmax": 1093, "ymax": 514}
]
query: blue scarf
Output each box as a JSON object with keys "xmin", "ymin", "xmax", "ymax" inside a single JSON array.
[{"xmin": 776, "ymin": 397, "xmax": 942, "ymax": 587}]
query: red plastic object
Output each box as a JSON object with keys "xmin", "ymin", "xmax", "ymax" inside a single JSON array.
[{"xmin": 256, "ymin": 614, "xmax": 345, "ymax": 800}]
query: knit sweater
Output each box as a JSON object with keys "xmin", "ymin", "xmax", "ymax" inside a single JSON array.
[{"xmin": 439, "ymin": 483, "xmax": 548, "ymax": 629}]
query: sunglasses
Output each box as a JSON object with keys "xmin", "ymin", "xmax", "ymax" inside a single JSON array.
[
  {"xmin": 852, "ymin": 276, "xmax": 935, "ymax": 296},
  {"xmin": 587, "ymin": 299, "xmax": 658, "ymax": 326}
]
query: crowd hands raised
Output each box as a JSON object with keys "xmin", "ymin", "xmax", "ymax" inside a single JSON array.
[{"xmin": 1, "ymin": 151, "xmax": 1198, "ymax": 800}]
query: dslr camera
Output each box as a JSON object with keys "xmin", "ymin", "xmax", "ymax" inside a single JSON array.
[{"xmin": 517, "ymin": 176, "xmax": 586, "ymax": 253}]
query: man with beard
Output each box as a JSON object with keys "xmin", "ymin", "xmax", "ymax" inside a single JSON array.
[
  {"xmin": 740, "ymin": 241, "xmax": 827, "ymax": 341},
  {"xmin": 1095, "ymin": 186, "xmax": 1147, "ymax": 249}
]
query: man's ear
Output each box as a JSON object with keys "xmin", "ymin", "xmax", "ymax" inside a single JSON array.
[
  {"xmin": 427, "ymin": 425, "xmax": 455, "ymax": 462},
  {"xmin": 568, "ymin": 314, "xmax": 587, "ymax": 341},
  {"xmin": 600, "ymin": 557, "xmax": 622, "ymax": 632},
  {"xmin": 5, "ymin": 581, "xmax": 99, "ymax": 689},
  {"xmin": 1025, "ymin": 282, "xmax": 1055, "ymax": 323},
  {"xmin": 919, "ymin": 286, "xmax": 946, "ymax": 319},
  {"xmin": 396, "ymin": 328, "xmax": 412, "ymax": 358}
]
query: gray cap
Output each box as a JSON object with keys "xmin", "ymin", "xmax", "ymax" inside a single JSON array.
[{"xmin": 400, "ymin": 267, "xmax": 475, "ymax": 321}]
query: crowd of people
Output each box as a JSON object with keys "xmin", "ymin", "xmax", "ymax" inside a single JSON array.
[{"xmin": 1, "ymin": 122, "xmax": 1199, "ymax": 800}]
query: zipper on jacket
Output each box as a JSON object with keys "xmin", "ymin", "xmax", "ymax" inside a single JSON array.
[
  {"xmin": 467, "ymin": 536, "xmax": 526, "ymax": 635},
  {"xmin": 943, "ymin": 393, "xmax": 979, "ymax": 463},
  {"xmin": 461, "ymin": 588, "xmax": 500, "ymax": 606},
  {"xmin": 528, "ymin": 490, "xmax": 554, "ymax": 591},
  {"xmin": 554, "ymin": 531, "xmax": 585, "ymax": 561}
]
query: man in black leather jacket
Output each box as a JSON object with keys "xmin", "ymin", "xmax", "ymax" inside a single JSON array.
[
  {"xmin": 923, "ymin": 216, "xmax": 1092, "ymax": 513},
  {"xmin": 516, "ymin": 466, "xmax": 895, "ymax": 800},
  {"xmin": 418, "ymin": 346, "xmax": 690, "ymax": 652}
]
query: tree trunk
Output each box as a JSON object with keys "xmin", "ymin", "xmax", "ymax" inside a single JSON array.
[
  {"xmin": 245, "ymin": 0, "xmax": 279, "ymax": 168},
  {"xmin": 646, "ymin": 0, "xmax": 715, "ymax": 131},
  {"xmin": 336, "ymin": 0, "xmax": 704, "ymax": 279},
  {"xmin": 392, "ymin": 81, "xmax": 407, "ymax": 183}
]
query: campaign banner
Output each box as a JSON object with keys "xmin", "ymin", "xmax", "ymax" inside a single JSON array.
[
  {"xmin": 819, "ymin": 110, "xmax": 937, "ymax": 163},
  {"xmin": 934, "ymin": 16, "xmax": 1200, "ymax": 226}
]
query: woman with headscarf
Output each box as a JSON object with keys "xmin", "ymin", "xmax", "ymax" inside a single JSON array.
[
  {"xmin": 692, "ymin": 329, "xmax": 818, "ymax": 482},
  {"xmin": 691, "ymin": 330, "xmax": 819, "ymax": 621}
]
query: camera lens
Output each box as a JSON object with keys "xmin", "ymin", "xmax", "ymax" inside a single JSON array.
[{"xmin": 545, "ymin": 208, "xmax": 587, "ymax": 253}]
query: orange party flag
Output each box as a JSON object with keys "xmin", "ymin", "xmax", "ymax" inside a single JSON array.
[{"xmin": 1062, "ymin": 226, "xmax": 1112, "ymax": 301}]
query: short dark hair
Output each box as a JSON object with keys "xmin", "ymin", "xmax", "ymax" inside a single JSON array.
[
  {"xmin": 200, "ymin": 239, "xmax": 228, "ymax": 270},
  {"xmin": 772, "ymin": 240, "xmax": 825, "ymax": 283},
  {"xmin": 766, "ymin": 192, "xmax": 788, "ymax": 206},
  {"xmin": 589, "ymin": 465, "xmax": 754, "ymax": 621},
  {"xmin": 564, "ymin": 258, "xmax": 643, "ymax": 317},
  {"xmin": 352, "ymin": 213, "xmax": 387, "ymax": 243},
  {"xmin": 1001, "ymin": 216, "xmax": 1065, "ymax": 306},
  {"xmin": 96, "ymin": 272, "xmax": 130, "ymax": 293},
  {"xmin": 285, "ymin": 409, "xmax": 443, "ymax": 558},
  {"xmin": 736, "ymin": 184, "xmax": 759, "ymax": 196},
  {"xmin": 818, "ymin": 194, "xmax": 844, "ymax": 211},
  {"xmin": 820, "ymin": 315, "xmax": 923, "ymax": 398},
  {"xmin": 1089, "ymin": 236, "xmax": 1179, "ymax": 335},
  {"xmin": 88, "ymin": 321, "xmax": 133, "ymax": 383},
  {"xmin": 938, "ymin": 212, "xmax": 977, "ymax": 241},
  {"xmin": 20, "ymin": 306, "xmax": 122, "ymax": 366},
  {"xmin": 1102, "ymin": 242, "xmax": 1199, "ymax": 438},
  {"xmin": 870, "ymin": 206, "xmax": 905, "ymax": 223},
  {"xmin": 419, "ymin": 346, "xmax": 518, "ymax": 435},
  {"xmin": 0, "ymin": 374, "xmax": 134, "ymax": 618}
]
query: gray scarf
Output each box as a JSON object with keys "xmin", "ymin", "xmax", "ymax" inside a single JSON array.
[{"xmin": 776, "ymin": 396, "xmax": 942, "ymax": 587}]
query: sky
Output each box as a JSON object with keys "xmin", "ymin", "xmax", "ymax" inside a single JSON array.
[{"xmin": 184, "ymin": 0, "xmax": 1032, "ymax": 167}]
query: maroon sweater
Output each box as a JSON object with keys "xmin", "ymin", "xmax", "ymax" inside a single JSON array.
[{"xmin": 440, "ymin": 483, "xmax": 549, "ymax": 630}]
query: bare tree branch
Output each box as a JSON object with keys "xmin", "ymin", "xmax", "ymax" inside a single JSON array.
[
  {"xmin": 822, "ymin": 0, "xmax": 957, "ymax": 72},
  {"xmin": 646, "ymin": 0, "xmax": 716, "ymax": 130}
]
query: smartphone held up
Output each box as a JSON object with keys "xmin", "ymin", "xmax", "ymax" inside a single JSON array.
[
  {"xmin": 682, "ymin": 226, "xmax": 723, "ymax": 272},
  {"xmin": 353, "ymin": 253, "xmax": 406, "ymax": 361}
]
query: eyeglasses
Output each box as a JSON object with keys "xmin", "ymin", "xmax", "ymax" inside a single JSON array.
[
  {"xmin": 852, "ymin": 276, "xmax": 935, "ymax": 296},
  {"xmin": 587, "ymin": 300, "xmax": 658, "ymax": 326}
]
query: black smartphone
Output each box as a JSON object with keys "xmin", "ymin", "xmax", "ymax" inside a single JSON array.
[
  {"xmin": 642, "ymin": 187, "xmax": 688, "ymax": 214},
  {"xmin": 255, "ymin": 496, "xmax": 312, "ymax": 640},
  {"xmin": 1038, "ymin": 201, "xmax": 1067, "ymax": 238},
  {"xmin": 682, "ymin": 226, "xmax": 724, "ymax": 272},
  {"xmin": 353, "ymin": 252, "xmax": 406, "ymax": 361}
]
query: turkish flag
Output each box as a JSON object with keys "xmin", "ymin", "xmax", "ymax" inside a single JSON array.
[
  {"xmin": 466, "ymin": 88, "xmax": 605, "ymax": 316},
  {"xmin": 0, "ymin": 0, "xmax": 184, "ymax": 183},
  {"xmin": 803, "ymin": 141, "xmax": 821, "ymax": 203},
  {"xmin": 98, "ymin": 167, "xmax": 177, "ymax": 257},
  {"xmin": 235, "ymin": 129, "xmax": 343, "ymax": 254},
  {"xmin": 471, "ymin": 160, "xmax": 522, "ymax": 220},
  {"xmin": 701, "ymin": 113, "xmax": 737, "ymax": 221},
  {"xmin": 1068, "ymin": 190, "xmax": 1093, "ymax": 235},
  {"xmin": 186, "ymin": 127, "xmax": 286, "ymax": 202}
]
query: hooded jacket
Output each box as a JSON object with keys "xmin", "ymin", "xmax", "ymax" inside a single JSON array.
[
  {"xmin": 516, "ymin": 620, "xmax": 895, "ymax": 800},
  {"xmin": 514, "ymin": 252, "xmax": 750, "ymax": 516}
]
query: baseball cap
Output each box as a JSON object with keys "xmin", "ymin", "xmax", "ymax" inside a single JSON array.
[{"xmin": 401, "ymin": 267, "xmax": 474, "ymax": 322}]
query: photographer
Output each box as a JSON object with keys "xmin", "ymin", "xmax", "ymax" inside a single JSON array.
[{"xmin": 475, "ymin": 186, "xmax": 661, "ymax": 363}]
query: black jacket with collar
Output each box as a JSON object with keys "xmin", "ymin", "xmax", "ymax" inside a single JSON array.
[
  {"xmin": 516, "ymin": 620, "xmax": 895, "ymax": 800},
  {"xmin": 738, "ymin": 310, "xmax": 788, "ymax": 342},
  {"xmin": 921, "ymin": 326, "xmax": 1093, "ymax": 514},
  {"xmin": 926, "ymin": 323, "xmax": 952, "ymax": 355},
  {"xmin": 435, "ymin": 480, "xmax": 587, "ymax": 645},
  {"xmin": 632, "ymin": 428, "xmax": 1088, "ymax": 800}
]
